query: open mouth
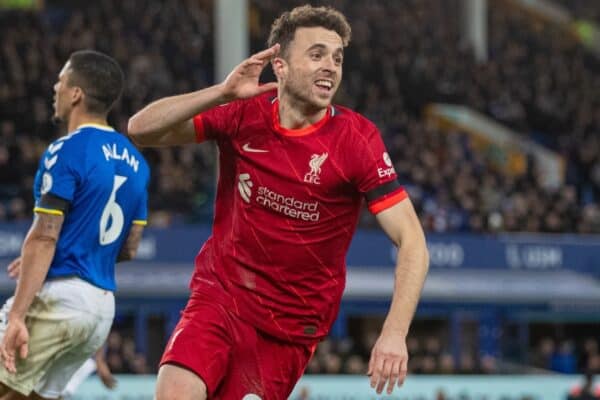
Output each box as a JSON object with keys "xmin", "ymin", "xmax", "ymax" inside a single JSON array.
[{"xmin": 314, "ymin": 79, "xmax": 333, "ymax": 94}]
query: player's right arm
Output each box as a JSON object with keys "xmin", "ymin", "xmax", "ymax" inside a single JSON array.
[
  {"xmin": 127, "ymin": 44, "xmax": 280, "ymax": 147},
  {"xmin": 117, "ymin": 224, "xmax": 144, "ymax": 262},
  {"xmin": 1, "ymin": 209, "xmax": 65, "ymax": 372}
]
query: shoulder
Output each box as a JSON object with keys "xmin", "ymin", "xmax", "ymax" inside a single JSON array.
[
  {"xmin": 43, "ymin": 129, "xmax": 88, "ymax": 159},
  {"xmin": 234, "ymin": 90, "xmax": 277, "ymax": 116},
  {"xmin": 330, "ymin": 104, "xmax": 379, "ymax": 139}
]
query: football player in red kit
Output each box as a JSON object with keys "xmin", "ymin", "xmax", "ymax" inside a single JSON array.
[{"xmin": 128, "ymin": 5, "xmax": 429, "ymax": 400}]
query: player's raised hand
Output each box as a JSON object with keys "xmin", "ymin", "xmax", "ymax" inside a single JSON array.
[
  {"xmin": 367, "ymin": 328, "xmax": 408, "ymax": 395},
  {"xmin": 7, "ymin": 257, "xmax": 21, "ymax": 280},
  {"xmin": 97, "ymin": 360, "xmax": 117, "ymax": 389},
  {"xmin": 221, "ymin": 44, "xmax": 280, "ymax": 100},
  {"xmin": 0, "ymin": 317, "xmax": 29, "ymax": 374}
]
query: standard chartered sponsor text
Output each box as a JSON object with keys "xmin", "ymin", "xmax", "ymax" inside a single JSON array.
[{"xmin": 256, "ymin": 186, "xmax": 320, "ymax": 221}]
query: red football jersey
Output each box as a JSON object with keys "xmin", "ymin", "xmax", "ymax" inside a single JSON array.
[{"xmin": 191, "ymin": 91, "xmax": 407, "ymax": 344}]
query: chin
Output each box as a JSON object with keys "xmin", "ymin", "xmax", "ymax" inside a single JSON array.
[
  {"xmin": 312, "ymin": 97, "xmax": 332, "ymax": 109},
  {"xmin": 51, "ymin": 115, "xmax": 64, "ymax": 125}
]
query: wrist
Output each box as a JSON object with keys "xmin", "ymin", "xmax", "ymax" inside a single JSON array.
[
  {"xmin": 8, "ymin": 310, "xmax": 26, "ymax": 322},
  {"xmin": 215, "ymin": 83, "xmax": 235, "ymax": 103},
  {"xmin": 382, "ymin": 321, "xmax": 409, "ymax": 338}
]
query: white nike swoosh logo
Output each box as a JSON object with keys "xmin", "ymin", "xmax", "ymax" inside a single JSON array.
[{"xmin": 242, "ymin": 143, "xmax": 268, "ymax": 153}]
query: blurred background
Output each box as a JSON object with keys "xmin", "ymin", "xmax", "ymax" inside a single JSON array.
[{"xmin": 1, "ymin": 0, "xmax": 600, "ymax": 399}]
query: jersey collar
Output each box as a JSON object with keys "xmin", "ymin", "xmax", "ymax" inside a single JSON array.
[
  {"xmin": 271, "ymin": 99, "xmax": 333, "ymax": 137},
  {"xmin": 77, "ymin": 123, "xmax": 115, "ymax": 132}
]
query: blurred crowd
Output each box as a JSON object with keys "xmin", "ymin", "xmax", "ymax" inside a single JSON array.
[
  {"xmin": 104, "ymin": 329, "xmax": 149, "ymax": 375},
  {"xmin": 0, "ymin": 0, "xmax": 216, "ymax": 224},
  {"xmin": 102, "ymin": 309, "xmax": 599, "ymax": 377},
  {"xmin": 1, "ymin": 0, "xmax": 600, "ymax": 233},
  {"xmin": 250, "ymin": 0, "xmax": 600, "ymax": 233},
  {"xmin": 555, "ymin": 0, "xmax": 600, "ymax": 23},
  {"xmin": 305, "ymin": 334, "xmax": 498, "ymax": 376},
  {"xmin": 532, "ymin": 337, "xmax": 600, "ymax": 375}
]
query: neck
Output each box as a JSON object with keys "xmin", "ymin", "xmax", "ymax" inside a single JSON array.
[
  {"xmin": 277, "ymin": 91, "xmax": 328, "ymax": 130},
  {"xmin": 66, "ymin": 111, "xmax": 108, "ymax": 133}
]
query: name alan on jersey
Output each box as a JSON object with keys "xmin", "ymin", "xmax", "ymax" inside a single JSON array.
[{"xmin": 102, "ymin": 143, "xmax": 139, "ymax": 172}]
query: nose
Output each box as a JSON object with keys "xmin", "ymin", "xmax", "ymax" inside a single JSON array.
[
  {"xmin": 323, "ymin": 55, "xmax": 335, "ymax": 70},
  {"xmin": 320, "ymin": 56, "xmax": 337, "ymax": 74}
]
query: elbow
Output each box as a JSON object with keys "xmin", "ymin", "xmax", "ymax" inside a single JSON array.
[
  {"xmin": 127, "ymin": 115, "xmax": 140, "ymax": 137},
  {"xmin": 417, "ymin": 230, "xmax": 430, "ymax": 273},
  {"xmin": 422, "ymin": 245, "xmax": 430, "ymax": 273},
  {"xmin": 127, "ymin": 116, "xmax": 149, "ymax": 147},
  {"xmin": 25, "ymin": 233, "xmax": 57, "ymax": 247}
]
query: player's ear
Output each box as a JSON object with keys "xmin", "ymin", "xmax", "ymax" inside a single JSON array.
[
  {"xmin": 71, "ymin": 86, "xmax": 83, "ymax": 106},
  {"xmin": 272, "ymin": 57, "xmax": 286, "ymax": 80}
]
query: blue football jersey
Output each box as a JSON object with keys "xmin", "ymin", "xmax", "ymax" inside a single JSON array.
[{"xmin": 33, "ymin": 123, "xmax": 150, "ymax": 291}]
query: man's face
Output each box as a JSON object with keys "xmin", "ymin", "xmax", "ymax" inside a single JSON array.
[
  {"xmin": 52, "ymin": 61, "xmax": 75, "ymax": 124},
  {"xmin": 278, "ymin": 27, "xmax": 344, "ymax": 110}
]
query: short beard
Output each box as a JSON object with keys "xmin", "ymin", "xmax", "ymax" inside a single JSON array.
[{"xmin": 285, "ymin": 79, "xmax": 325, "ymax": 115}]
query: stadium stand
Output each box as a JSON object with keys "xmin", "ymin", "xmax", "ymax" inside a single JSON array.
[{"xmin": 2, "ymin": 0, "xmax": 599, "ymax": 233}]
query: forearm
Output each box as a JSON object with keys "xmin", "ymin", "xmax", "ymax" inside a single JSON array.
[
  {"xmin": 116, "ymin": 225, "xmax": 144, "ymax": 263},
  {"xmin": 383, "ymin": 243, "xmax": 429, "ymax": 336},
  {"xmin": 9, "ymin": 237, "xmax": 56, "ymax": 320},
  {"xmin": 128, "ymin": 84, "xmax": 228, "ymax": 139}
]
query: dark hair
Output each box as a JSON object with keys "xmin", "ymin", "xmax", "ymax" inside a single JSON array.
[
  {"xmin": 267, "ymin": 5, "xmax": 352, "ymax": 58},
  {"xmin": 67, "ymin": 50, "xmax": 124, "ymax": 115}
]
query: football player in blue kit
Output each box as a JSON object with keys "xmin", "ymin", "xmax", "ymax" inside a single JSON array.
[{"xmin": 0, "ymin": 50, "xmax": 149, "ymax": 399}]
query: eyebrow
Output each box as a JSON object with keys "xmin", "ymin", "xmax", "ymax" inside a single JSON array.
[{"xmin": 307, "ymin": 43, "xmax": 344, "ymax": 55}]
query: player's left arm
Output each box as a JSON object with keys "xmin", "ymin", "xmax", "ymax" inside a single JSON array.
[
  {"xmin": 117, "ymin": 224, "xmax": 145, "ymax": 262},
  {"xmin": 1, "ymin": 206, "xmax": 65, "ymax": 372},
  {"xmin": 94, "ymin": 344, "xmax": 117, "ymax": 389},
  {"xmin": 368, "ymin": 198, "xmax": 429, "ymax": 395}
]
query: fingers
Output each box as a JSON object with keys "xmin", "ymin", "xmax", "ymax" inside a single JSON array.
[
  {"xmin": 7, "ymin": 263, "xmax": 19, "ymax": 280},
  {"xmin": 257, "ymin": 82, "xmax": 278, "ymax": 94},
  {"xmin": 375, "ymin": 358, "xmax": 391, "ymax": 394},
  {"xmin": 368, "ymin": 352, "xmax": 408, "ymax": 395},
  {"xmin": 0, "ymin": 342, "xmax": 16, "ymax": 374},
  {"xmin": 102, "ymin": 374, "xmax": 117, "ymax": 389},
  {"xmin": 251, "ymin": 43, "xmax": 280, "ymax": 61},
  {"xmin": 368, "ymin": 352, "xmax": 384, "ymax": 392},
  {"xmin": 18, "ymin": 342, "xmax": 28, "ymax": 360},
  {"xmin": 398, "ymin": 357, "xmax": 408, "ymax": 388},
  {"xmin": 7, "ymin": 258, "xmax": 21, "ymax": 280},
  {"xmin": 0, "ymin": 323, "xmax": 29, "ymax": 374},
  {"xmin": 386, "ymin": 359, "xmax": 400, "ymax": 394},
  {"xmin": 108, "ymin": 377, "xmax": 117, "ymax": 389}
]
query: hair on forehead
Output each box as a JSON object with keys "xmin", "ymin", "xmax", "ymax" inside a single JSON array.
[{"xmin": 268, "ymin": 5, "xmax": 351, "ymax": 58}]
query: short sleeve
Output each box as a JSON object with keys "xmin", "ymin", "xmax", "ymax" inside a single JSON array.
[
  {"xmin": 351, "ymin": 126, "xmax": 408, "ymax": 214},
  {"xmin": 33, "ymin": 139, "xmax": 79, "ymax": 214},
  {"xmin": 193, "ymin": 100, "xmax": 244, "ymax": 143},
  {"xmin": 132, "ymin": 188, "xmax": 148, "ymax": 226}
]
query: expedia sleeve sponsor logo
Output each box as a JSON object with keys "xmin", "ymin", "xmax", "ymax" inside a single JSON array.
[
  {"xmin": 377, "ymin": 152, "xmax": 396, "ymax": 178},
  {"xmin": 256, "ymin": 186, "xmax": 320, "ymax": 221}
]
